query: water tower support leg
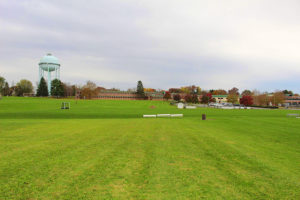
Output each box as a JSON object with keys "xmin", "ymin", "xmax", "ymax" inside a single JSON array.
[
  {"xmin": 48, "ymin": 68, "xmax": 51, "ymax": 95},
  {"xmin": 55, "ymin": 68, "xmax": 57, "ymax": 79},
  {"xmin": 39, "ymin": 67, "xmax": 41, "ymax": 82}
]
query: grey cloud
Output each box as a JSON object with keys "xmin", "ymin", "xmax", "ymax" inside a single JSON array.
[{"xmin": 1, "ymin": 0, "xmax": 300, "ymax": 92}]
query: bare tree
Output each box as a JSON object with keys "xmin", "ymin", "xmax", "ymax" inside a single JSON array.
[{"xmin": 80, "ymin": 81, "xmax": 98, "ymax": 99}]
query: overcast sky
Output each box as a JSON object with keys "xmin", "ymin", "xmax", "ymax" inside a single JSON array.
[{"xmin": 0, "ymin": 0, "xmax": 300, "ymax": 92}]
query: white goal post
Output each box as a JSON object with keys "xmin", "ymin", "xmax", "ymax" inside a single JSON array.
[{"xmin": 61, "ymin": 102, "xmax": 70, "ymax": 109}]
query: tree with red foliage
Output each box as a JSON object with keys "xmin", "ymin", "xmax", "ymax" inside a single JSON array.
[
  {"xmin": 191, "ymin": 94, "xmax": 199, "ymax": 103},
  {"xmin": 240, "ymin": 95, "xmax": 253, "ymax": 106},
  {"xmin": 163, "ymin": 91, "xmax": 171, "ymax": 100},
  {"xmin": 184, "ymin": 94, "xmax": 193, "ymax": 103},
  {"xmin": 207, "ymin": 93, "xmax": 213, "ymax": 101},
  {"xmin": 173, "ymin": 94, "xmax": 181, "ymax": 101},
  {"xmin": 201, "ymin": 94, "xmax": 208, "ymax": 104},
  {"xmin": 201, "ymin": 92, "xmax": 214, "ymax": 104},
  {"xmin": 184, "ymin": 94, "xmax": 199, "ymax": 103}
]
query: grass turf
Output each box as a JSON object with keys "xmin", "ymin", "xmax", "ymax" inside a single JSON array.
[{"xmin": 0, "ymin": 97, "xmax": 300, "ymax": 199}]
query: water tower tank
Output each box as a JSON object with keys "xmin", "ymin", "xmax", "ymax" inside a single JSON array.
[
  {"xmin": 38, "ymin": 53, "xmax": 61, "ymax": 94},
  {"xmin": 39, "ymin": 53, "xmax": 60, "ymax": 71}
]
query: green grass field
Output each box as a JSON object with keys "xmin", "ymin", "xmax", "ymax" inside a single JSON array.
[{"xmin": 1, "ymin": 97, "xmax": 300, "ymax": 199}]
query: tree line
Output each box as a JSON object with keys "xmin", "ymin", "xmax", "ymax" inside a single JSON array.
[
  {"xmin": 0, "ymin": 76, "xmax": 76, "ymax": 97},
  {"xmin": 0, "ymin": 76, "xmax": 297, "ymax": 106},
  {"xmin": 164, "ymin": 85, "xmax": 296, "ymax": 106}
]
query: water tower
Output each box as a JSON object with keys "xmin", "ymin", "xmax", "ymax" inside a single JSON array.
[{"xmin": 38, "ymin": 53, "xmax": 61, "ymax": 94}]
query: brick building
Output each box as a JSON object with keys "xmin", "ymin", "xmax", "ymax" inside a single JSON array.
[
  {"xmin": 284, "ymin": 95, "xmax": 300, "ymax": 106},
  {"xmin": 92, "ymin": 90, "xmax": 164, "ymax": 100}
]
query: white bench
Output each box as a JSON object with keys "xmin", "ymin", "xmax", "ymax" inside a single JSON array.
[
  {"xmin": 143, "ymin": 115, "xmax": 156, "ymax": 118},
  {"xmin": 143, "ymin": 114, "xmax": 183, "ymax": 118},
  {"xmin": 171, "ymin": 114, "xmax": 183, "ymax": 117},
  {"xmin": 221, "ymin": 107, "xmax": 234, "ymax": 109},
  {"xmin": 157, "ymin": 114, "xmax": 171, "ymax": 117},
  {"xmin": 186, "ymin": 106, "xmax": 196, "ymax": 109}
]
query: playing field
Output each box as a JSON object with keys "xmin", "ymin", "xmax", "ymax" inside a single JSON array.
[{"xmin": 0, "ymin": 97, "xmax": 299, "ymax": 199}]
